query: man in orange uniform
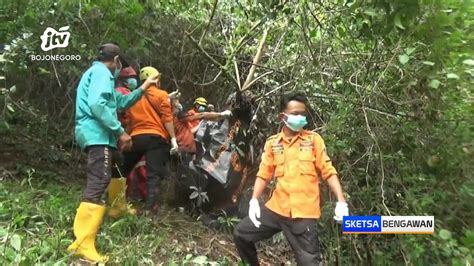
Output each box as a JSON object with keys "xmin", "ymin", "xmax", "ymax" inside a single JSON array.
[
  {"xmin": 171, "ymin": 97, "xmax": 231, "ymax": 157},
  {"xmin": 233, "ymin": 92, "xmax": 349, "ymax": 265},
  {"xmin": 121, "ymin": 66, "xmax": 178, "ymax": 216}
]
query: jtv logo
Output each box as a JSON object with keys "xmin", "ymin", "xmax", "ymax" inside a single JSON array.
[
  {"xmin": 40, "ymin": 26, "xmax": 70, "ymax": 51},
  {"xmin": 31, "ymin": 26, "xmax": 80, "ymax": 61}
]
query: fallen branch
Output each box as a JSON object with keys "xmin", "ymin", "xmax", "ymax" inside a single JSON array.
[
  {"xmin": 241, "ymin": 27, "xmax": 269, "ymax": 91},
  {"xmin": 214, "ymin": 239, "xmax": 240, "ymax": 260},
  {"xmin": 203, "ymin": 236, "xmax": 217, "ymax": 256},
  {"xmin": 234, "ymin": 58, "xmax": 241, "ymax": 90}
]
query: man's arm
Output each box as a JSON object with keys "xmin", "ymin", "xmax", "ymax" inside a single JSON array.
[
  {"xmin": 252, "ymin": 178, "xmax": 268, "ymax": 199},
  {"xmin": 156, "ymin": 91, "xmax": 176, "ymax": 139},
  {"xmin": 87, "ymin": 72, "xmax": 124, "ymax": 136},
  {"xmin": 115, "ymin": 78, "xmax": 157, "ymax": 110},
  {"xmin": 164, "ymin": 122, "xmax": 176, "ymax": 138},
  {"xmin": 326, "ymin": 175, "xmax": 346, "ymax": 202},
  {"xmin": 314, "ymin": 135, "xmax": 346, "ymax": 201},
  {"xmin": 115, "ymin": 88, "xmax": 143, "ymax": 111},
  {"xmin": 181, "ymin": 112, "xmax": 225, "ymax": 122}
]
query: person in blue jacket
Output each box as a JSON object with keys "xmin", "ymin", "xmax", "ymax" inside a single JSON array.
[{"xmin": 68, "ymin": 43, "xmax": 158, "ymax": 263}]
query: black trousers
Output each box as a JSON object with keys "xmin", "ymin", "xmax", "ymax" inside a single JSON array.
[
  {"xmin": 122, "ymin": 134, "xmax": 170, "ymax": 211},
  {"xmin": 82, "ymin": 145, "xmax": 120, "ymax": 203},
  {"xmin": 234, "ymin": 206, "xmax": 322, "ymax": 266}
]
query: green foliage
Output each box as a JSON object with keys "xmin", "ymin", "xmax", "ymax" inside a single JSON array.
[
  {"xmin": 0, "ymin": 177, "xmax": 77, "ymax": 264},
  {"xmin": 0, "ymin": 172, "xmax": 236, "ymax": 264},
  {"xmin": 216, "ymin": 210, "xmax": 240, "ymax": 233}
]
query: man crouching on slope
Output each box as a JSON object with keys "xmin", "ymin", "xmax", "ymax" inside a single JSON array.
[{"xmin": 68, "ymin": 43, "xmax": 158, "ymax": 263}]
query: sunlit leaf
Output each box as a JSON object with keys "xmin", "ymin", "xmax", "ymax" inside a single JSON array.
[
  {"xmin": 193, "ymin": 255, "xmax": 208, "ymax": 264},
  {"xmin": 363, "ymin": 7, "xmax": 377, "ymax": 17},
  {"xmin": 394, "ymin": 14, "xmax": 405, "ymax": 29},
  {"xmin": 429, "ymin": 79, "xmax": 441, "ymax": 89},
  {"xmin": 38, "ymin": 67, "xmax": 51, "ymax": 74},
  {"xmin": 439, "ymin": 229, "xmax": 452, "ymax": 240},
  {"xmin": 189, "ymin": 191, "xmax": 199, "ymax": 199},
  {"xmin": 422, "ymin": 61, "xmax": 435, "ymax": 66},
  {"xmin": 406, "ymin": 47, "xmax": 416, "ymax": 55},
  {"xmin": 6, "ymin": 103, "xmax": 15, "ymax": 113},
  {"xmin": 399, "ymin": 54, "xmax": 410, "ymax": 65},
  {"xmin": 446, "ymin": 73, "xmax": 460, "ymax": 79},
  {"xmin": 10, "ymin": 234, "xmax": 21, "ymax": 251},
  {"xmin": 462, "ymin": 59, "xmax": 474, "ymax": 66}
]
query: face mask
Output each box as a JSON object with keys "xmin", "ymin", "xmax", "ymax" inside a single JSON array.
[
  {"xmin": 283, "ymin": 114, "xmax": 308, "ymax": 132},
  {"xmin": 198, "ymin": 106, "xmax": 206, "ymax": 112},
  {"xmin": 125, "ymin": 78, "xmax": 138, "ymax": 90}
]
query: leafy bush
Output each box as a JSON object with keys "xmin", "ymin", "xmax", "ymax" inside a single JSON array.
[{"xmin": 1, "ymin": 0, "xmax": 472, "ymax": 264}]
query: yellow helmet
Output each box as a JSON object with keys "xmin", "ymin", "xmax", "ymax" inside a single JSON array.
[
  {"xmin": 139, "ymin": 66, "xmax": 160, "ymax": 82},
  {"xmin": 194, "ymin": 97, "xmax": 208, "ymax": 107}
]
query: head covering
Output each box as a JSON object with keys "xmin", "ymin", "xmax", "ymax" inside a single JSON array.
[
  {"xmin": 139, "ymin": 66, "xmax": 160, "ymax": 82},
  {"xmin": 97, "ymin": 43, "xmax": 129, "ymax": 67},
  {"xmin": 194, "ymin": 97, "xmax": 208, "ymax": 107},
  {"xmin": 119, "ymin": 67, "xmax": 137, "ymax": 78}
]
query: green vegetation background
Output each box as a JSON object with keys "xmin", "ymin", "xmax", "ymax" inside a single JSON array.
[{"xmin": 0, "ymin": 0, "xmax": 473, "ymax": 264}]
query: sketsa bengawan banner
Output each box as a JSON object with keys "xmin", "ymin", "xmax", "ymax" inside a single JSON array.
[{"xmin": 342, "ymin": 216, "xmax": 434, "ymax": 234}]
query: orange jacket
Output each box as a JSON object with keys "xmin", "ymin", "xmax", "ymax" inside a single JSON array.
[
  {"xmin": 174, "ymin": 113, "xmax": 196, "ymax": 153},
  {"xmin": 126, "ymin": 85, "xmax": 173, "ymax": 140},
  {"xmin": 257, "ymin": 130, "xmax": 338, "ymax": 219}
]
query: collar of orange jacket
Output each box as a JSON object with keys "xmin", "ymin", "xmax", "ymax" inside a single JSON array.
[{"xmin": 275, "ymin": 130, "xmax": 313, "ymax": 144}]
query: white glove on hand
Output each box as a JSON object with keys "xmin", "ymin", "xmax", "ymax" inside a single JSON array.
[
  {"xmin": 333, "ymin": 202, "xmax": 349, "ymax": 222},
  {"xmin": 249, "ymin": 198, "xmax": 261, "ymax": 228},
  {"xmin": 170, "ymin": 138, "xmax": 179, "ymax": 155},
  {"xmin": 220, "ymin": 110, "xmax": 232, "ymax": 118}
]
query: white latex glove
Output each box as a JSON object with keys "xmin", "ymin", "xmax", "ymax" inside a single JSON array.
[
  {"xmin": 168, "ymin": 90, "xmax": 181, "ymax": 99},
  {"xmin": 170, "ymin": 137, "xmax": 179, "ymax": 155},
  {"xmin": 249, "ymin": 198, "xmax": 261, "ymax": 228},
  {"xmin": 220, "ymin": 110, "xmax": 232, "ymax": 118},
  {"xmin": 333, "ymin": 202, "xmax": 349, "ymax": 222}
]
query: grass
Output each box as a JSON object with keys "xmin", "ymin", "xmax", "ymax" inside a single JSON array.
[
  {"xmin": 0, "ymin": 171, "xmax": 241, "ymax": 265},
  {"xmin": 0, "ymin": 176, "xmax": 78, "ymax": 264}
]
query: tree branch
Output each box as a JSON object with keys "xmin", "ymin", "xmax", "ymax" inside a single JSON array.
[
  {"xmin": 241, "ymin": 27, "xmax": 269, "ymax": 91},
  {"xmin": 241, "ymin": 71, "xmax": 273, "ymax": 92},
  {"xmin": 185, "ymin": 32, "xmax": 239, "ymax": 87},
  {"xmin": 199, "ymin": 0, "xmax": 219, "ymax": 45}
]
